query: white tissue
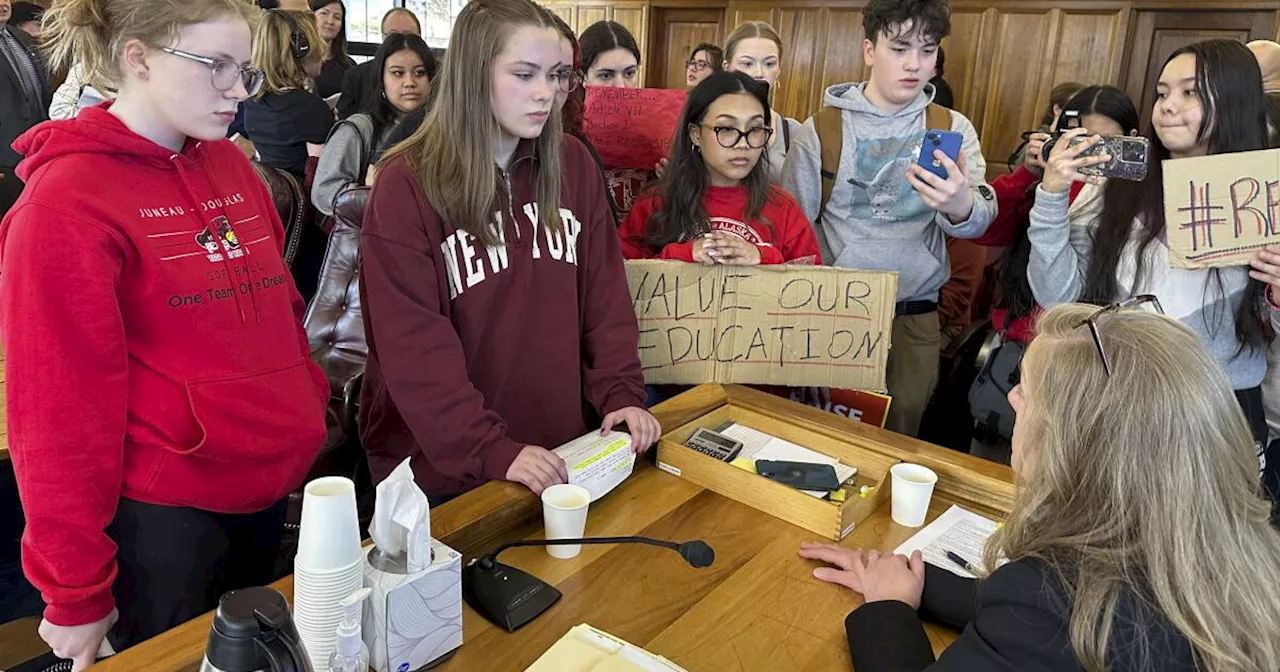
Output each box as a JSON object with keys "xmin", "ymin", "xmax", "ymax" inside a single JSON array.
[{"xmin": 370, "ymin": 458, "xmax": 433, "ymax": 572}]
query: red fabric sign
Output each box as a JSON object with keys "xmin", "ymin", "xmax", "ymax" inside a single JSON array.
[{"xmin": 583, "ymin": 87, "xmax": 687, "ymax": 170}]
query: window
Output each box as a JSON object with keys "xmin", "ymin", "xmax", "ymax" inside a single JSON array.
[
  {"xmin": 404, "ymin": 0, "xmax": 467, "ymax": 48},
  {"xmin": 342, "ymin": 0, "xmax": 465, "ymax": 52}
]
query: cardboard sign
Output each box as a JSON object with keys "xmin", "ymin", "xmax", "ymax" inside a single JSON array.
[
  {"xmin": 786, "ymin": 388, "xmax": 892, "ymax": 427},
  {"xmin": 583, "ymin": 88, "xmax": 687, "ymax": 170},
  {"xmin": 1164, "ymin": 148, "xmax": 1280, "ymax": 268},
  {"xmin": 626, "ymin": 260, "xmax": 897, "ymax": 390}
]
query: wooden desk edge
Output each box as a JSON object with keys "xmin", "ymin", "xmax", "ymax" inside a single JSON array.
[{"xmin": 87, "ymin": 385, "xmax": 1011, "ymax": 670}]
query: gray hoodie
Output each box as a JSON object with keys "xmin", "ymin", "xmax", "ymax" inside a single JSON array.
[{"xmin": 781, "ymin": 83, "xmax": 996, "ymax": 303}]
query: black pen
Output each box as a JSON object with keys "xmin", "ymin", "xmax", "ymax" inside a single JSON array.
[{"xmin": 945, "ymin": 550, "xmax": 976, "ymax": 573}]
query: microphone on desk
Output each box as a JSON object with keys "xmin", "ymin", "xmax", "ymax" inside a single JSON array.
[{"xmin": 462, "ymin": 535, "xmax": 716, "ymax": 633}]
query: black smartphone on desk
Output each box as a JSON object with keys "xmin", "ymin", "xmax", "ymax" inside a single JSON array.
[{"xmin": 755, "ymin": 460, "xmax": 842, "ymax": 492}]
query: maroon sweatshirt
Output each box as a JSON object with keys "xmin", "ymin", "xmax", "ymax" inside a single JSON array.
[{"xmin": 359, "ymin": 135, "xmax": 646, "ymax": 496}]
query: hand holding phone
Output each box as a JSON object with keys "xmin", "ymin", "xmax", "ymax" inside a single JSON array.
[
  {"xmin": 906, "ymin": 130, "xmax": 973, "ymax": 222},
  {"xmin": 916, "ymin": 130, "xmax": 963, "ymax": 180}
]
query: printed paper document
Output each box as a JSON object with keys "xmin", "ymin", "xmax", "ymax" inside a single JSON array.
[
  {"xmin": 554, "ymin": 431, "xmax": 635, "ymax": 502},
  {"xmin": 893, "ymin": 505, "xmax": 1000, "ymax": 578},
  {"xmin": 525, "ymin": 623, "xmax": 687, "ymax": 672}
]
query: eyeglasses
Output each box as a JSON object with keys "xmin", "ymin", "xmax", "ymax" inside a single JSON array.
[
  {"xmin": 686, "ymin": 59, "xmax": 712, "ymax": 72},
  {"xmin": 551, "ymin": 68, "xmax": 580, "ymax": 94},
  {"xmin": 703, "ymin": 125, "xmax": 773, "ymax": 149},
  {"xmin": 1075, "ymin": 294, "xmax": 1164, "ymax": 376},
  {"xmin": 161, "ymin": 48, "xmax": 265, "ymax": 96}
]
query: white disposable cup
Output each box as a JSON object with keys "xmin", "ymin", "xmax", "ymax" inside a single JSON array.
[
  {"xmin": 296, "ymin": 476, "xmax": 362, "ymax": 571},
  {"xmin": 541, "ymin": 484, "xmax": 591, "ymax": 559},
  {"xmin": 889, "ymin": 463, "xmax": 938, "ymax": 528}
]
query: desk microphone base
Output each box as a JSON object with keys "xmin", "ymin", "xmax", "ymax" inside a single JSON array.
[{"xmin": 462, "ymin": 559, "xmax": 562, "ymax": 633}]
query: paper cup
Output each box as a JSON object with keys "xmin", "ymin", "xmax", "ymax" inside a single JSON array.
[
  {"xmin": 296, "ymin": 476, "xmax": 362, "ymax": 571},
  {"xmin": 542, "ymin": 484, "xmax": 591, "ymax": 559},
  {"xmin": 889, "ymin": 463, "xmax": 938, "ymax": 528}
]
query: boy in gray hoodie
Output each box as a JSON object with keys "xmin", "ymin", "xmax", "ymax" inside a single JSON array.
[{"xmin": 781, "ymin": 0, "xmax": 996, "ymax": 437}]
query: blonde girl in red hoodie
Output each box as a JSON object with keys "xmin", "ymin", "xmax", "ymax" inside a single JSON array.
[{"xmin": 0, "ymin": 0, "xmax": 329, "ymax": 666}]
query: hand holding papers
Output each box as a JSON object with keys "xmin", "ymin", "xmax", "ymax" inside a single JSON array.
[{"xmin": 553, "ymin": 431, "xmax": 635, "ymax": 502}]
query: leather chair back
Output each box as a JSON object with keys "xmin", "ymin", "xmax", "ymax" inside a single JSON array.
[{"xmin": 250, "ymin": 161, "xmax": 306, "ymax": 267}]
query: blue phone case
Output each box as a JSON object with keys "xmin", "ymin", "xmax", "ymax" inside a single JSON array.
[{"xmin": 917, "ymin": 130, "xmax": 963, "ymax": 180}]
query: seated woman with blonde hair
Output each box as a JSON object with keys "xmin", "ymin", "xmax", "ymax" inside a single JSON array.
[{"xmin": 802, "ymin": 301, "xmax": 1280, "ymax": 672}]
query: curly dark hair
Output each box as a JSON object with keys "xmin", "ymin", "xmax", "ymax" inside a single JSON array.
[{"xmin": 862, "ymin": 0, "xmax": 951, "ymax": 45}]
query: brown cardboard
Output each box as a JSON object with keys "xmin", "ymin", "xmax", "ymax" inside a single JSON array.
[
  {"xmin": 1163, "ymin": 148, "xmax": 1280, "ymax": 268},
  {"xmin": 626, "ymin": 260, "xmax": 897, "ymax": 391}
]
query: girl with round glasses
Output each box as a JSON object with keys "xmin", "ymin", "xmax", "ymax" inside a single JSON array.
[
  {"xmin": 0, "ymin": 0, "xmax": 329, "ymax": 666},
  {"xmin": 619, "ymin": 71, "xmax": 819, "ymax": 267}
]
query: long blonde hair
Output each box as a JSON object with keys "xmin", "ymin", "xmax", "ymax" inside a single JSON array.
[
  {"xmin": 985, "ymin": 303, "xmax": 1280, "ymax": 672},
  {"xmin": 42, "ymin": 0, "xmax": 260, "ymax": 90},
  {"xmin": 253, "ymin": 9, "xmax": 327, "ymax": 96},
  {"xmin": 384, "ymin": 0, "xmax": 562, "ymax": 246}
]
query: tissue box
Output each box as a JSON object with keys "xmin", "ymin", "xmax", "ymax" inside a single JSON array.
[{"xmin": 362, "ymin": 539, "xmax": 463, "ymax": 672}]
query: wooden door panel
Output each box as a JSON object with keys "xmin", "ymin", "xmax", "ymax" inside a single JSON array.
[
  {"xmin": 578, "ymin": 6, "xmax": 608, "ymax": 32},
  {"xmin": 650, "ymin": 8, "xmax": 724, "ymax": 90},
  {"xmin": 941, "ymin": 8, "xmax": 989, "ymax": 124},
  {"xmin": 774, "ymin": 7, "xmax": 827, "ymax": 120},
  {"xmin": 1125, "ymin": 10, "xmax": 1276, "ymax": 131},
  {"xmin": 725, "ymin": 3, "xmax": 776, "ymax": 31},
  {"xmin": 813, "ymin": 7, "xmax": 868, "ymax": 114},
  {"xmin": 977, "ymin": 10, "xmax": 1054, "ymax": 170},
  {"xmin": 544, "ymin": 3, "xmax": 576, "ymax": 30},
  {"xmin": 611, "ymin": 4, "xmax": 649, "ymax": 86}
]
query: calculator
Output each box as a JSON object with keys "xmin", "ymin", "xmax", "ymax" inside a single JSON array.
[{"xmin": 683, "ymin": 428, "xmax": 743, "ymax": 462}]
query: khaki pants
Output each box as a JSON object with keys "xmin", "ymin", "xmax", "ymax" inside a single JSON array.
[{"xmin": 884, "ymin": 311, "xmax": 941, "ymax": 437}]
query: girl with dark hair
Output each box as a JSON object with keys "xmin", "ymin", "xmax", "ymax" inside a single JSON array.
[
  {"xmin": 310, "ymin": 0, "xmax": 355, "ymax": 99},
  {"xmin": 966, "ymin": 85, "xmax": 1138, "ymax": 458},
  {"xmin": 1029, "ymin": 40, "xmax": 1277, "ymax": 449},
  {"xmin": 686, "ymin": 42, "xmax": 722, "ymax": 88},
  {"xmin": 579, "ymin": 20, "xmax": 640, "ymax": 88},
  {"xmin": 619, "ymin": 71, "xmax": 819, "ymax": 265},
  {"xmin": 311, "ymin": 33, "xmax": 434, "ymax": 214},
  {"xmin": 360, "ymin": 0, "xmax": 656, "ymax": 502}
]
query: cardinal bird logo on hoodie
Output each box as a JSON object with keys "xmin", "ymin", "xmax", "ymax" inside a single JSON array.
[{"xmin": 195, "ymin": 216, "xmax": 244, "ymax": 262}]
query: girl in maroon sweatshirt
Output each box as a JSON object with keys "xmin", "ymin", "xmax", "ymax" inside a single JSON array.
[
  {"xmin": 359, "ymin": 0, "xmax": 657, "ymax": 502},
  {"xmin": 0, "ymin": 0, "xmax": 329, "ymax": 664},
  {"xmin": 619, "ymin": 71, "xmax": 820, "ymax": 265}
]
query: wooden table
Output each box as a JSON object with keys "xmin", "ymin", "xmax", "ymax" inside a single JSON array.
[{"xmin": 89, "ymin": 385, "xmax": 1013, "ymax": 672}]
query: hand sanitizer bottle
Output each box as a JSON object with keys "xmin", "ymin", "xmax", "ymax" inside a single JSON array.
[{"xmin": 328, "ymin": 587, "xmax": 372, "ymax": 672}]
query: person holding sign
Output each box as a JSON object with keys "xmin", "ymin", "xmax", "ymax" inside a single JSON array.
[
  {"xmin": 358, "ymin": 0, "xmax": 656, "ymax": 503},
  {"xmin": 1027, "ymin": 40, "xmax": 1276, "ymax": 460},
  {"xmin": 618, "ymin": 71, "xmax": 819, "ymax": 266},
  {"xmin": 806, "ymin": 303, "xmax": 1280, "ymax": 672},
  {"xmin": 722, "ymin": 21, "xmax": 801, "ymax": 183}
]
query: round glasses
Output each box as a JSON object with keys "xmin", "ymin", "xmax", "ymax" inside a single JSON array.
[
  {"xmin": 703, "ymin": 125, "xmax": 773, "ymax": 149},
  {"xmin": 161, "ymin": 47, "xmax": 265, "ymax": 96},
  {"xmin": 552, "ymin": 68, "xmax": 581, "ymax": 94},
  {"xmin": 686, "ymin": 59, "xmax": 712, "ymax": 72}
]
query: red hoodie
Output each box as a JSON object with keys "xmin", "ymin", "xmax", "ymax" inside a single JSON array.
[
  {"xmin": 619, "ymin": 185, "xmax": 821, "ymax": 264},
  {"xmin": 0, "ymin": 107, "xmax": 329, "ymax": 626},
  {"xmin": 359, "ymin": 134, "xmax": 645, "ymax": 497}
]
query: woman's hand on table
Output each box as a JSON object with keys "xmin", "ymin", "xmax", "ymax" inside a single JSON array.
[
  {"xmin": 39, "ymin": 607, "xmax": 118, "ymax": 671},
  {"xmin": 601, "ymin": 406, "xmax": 662, "ymax": 454},
  {"xmin": 505, "ymin": 446, "xmax": 568, "ymax": 495},
  {"xmin": 800, "ymin": 543, "xmax": 926, "ymax": 609}
]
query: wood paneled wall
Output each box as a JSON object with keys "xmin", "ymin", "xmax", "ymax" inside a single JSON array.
[{"xmin": 545, "ymin": 0, "xmax": 1280, "ymax": 174}]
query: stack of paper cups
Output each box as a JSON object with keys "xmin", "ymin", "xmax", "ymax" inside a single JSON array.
[{"xmin": 293, "ymin": 476, "xmax": 364, "ymax": 672}]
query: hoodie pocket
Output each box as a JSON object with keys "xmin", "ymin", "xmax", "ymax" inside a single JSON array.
[
  {"xmin": 171, "ymin": 359, "xmax": 328, "ymax": 464},
  {"xmin": 834, "ymin": 239, "xmax": 943, "ymax": 301}
]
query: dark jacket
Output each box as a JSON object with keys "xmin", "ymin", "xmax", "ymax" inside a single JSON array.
[
  {"xmin": 846, "ymin": 559, "xmax": 1197, "ymax": 671},
  {"xmin": 337, "ymin": 60, "xmax": 374, "ymax": 120},
  {"xmin": 0, "ymin": 26, "xmax": 51, "ymax": 169}
]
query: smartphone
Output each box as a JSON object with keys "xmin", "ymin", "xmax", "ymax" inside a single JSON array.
[
  {"xmin": 755, "ymin": 460, "xmax": 842, "ymax": 492},
  {"xmin": 1072, "ymin": 135, "xmax": 1150, "ymax": 182},
  {"xmin": 917, "ymin": 130, "xmax": 964, "ymax": 180}
]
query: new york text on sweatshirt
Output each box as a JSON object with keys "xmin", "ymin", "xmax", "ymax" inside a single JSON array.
[
  {"xmin": 359, "ymin": 134, "xmax": 645, "ymax": 497},
  {"xmin": 0, "ymin": 106, "xmax": 328, "ymax": 626}
]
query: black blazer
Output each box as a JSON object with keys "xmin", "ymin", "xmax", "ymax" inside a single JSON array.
[
  {"xmin": 845, "ymin": 558, "xmax": 1197, "ymax": 671},
  {"xmin": 0, "ymin": 26, "xmax": 51, "ymax": 169},
  {"xmin": 337, "ymin": 60, "xmax": 374, "ymax": 121}
]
